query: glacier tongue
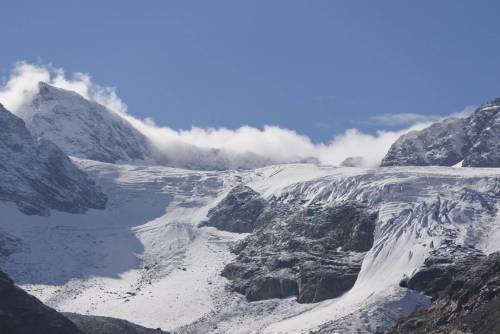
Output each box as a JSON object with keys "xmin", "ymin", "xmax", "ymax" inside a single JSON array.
[{"xmin": 0, "ymin": 162, "xmax": 499, "ymax": 333}]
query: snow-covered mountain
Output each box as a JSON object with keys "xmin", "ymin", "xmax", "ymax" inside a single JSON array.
[
  {"xmin": 17, "ymin": 82, "xmax": 153, "ymax": 164},
  {"xmin": 15, "ymin": 82, "xmax": 283, "ymax": 170},
  {"xmin": 0, "ymin": 103, "xmax": 106, "ymax": 215},
  {"xmin": 381, "ymin": 98, "xmax": 500, "ymax": 167}
]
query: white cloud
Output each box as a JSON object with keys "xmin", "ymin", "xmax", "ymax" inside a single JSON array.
[
  {"xmin": 0, "ymin": 61, "xmax": 127, "ymax": 115},
  {"xmin": 449, "ymin": 105, "xmax": 476, "ymax": 118},
  {"xmin": 369, "ymin": 113, "xmax": 441, "ymax": 126},
  {"xmin": 0, "ymin": 62, "xmax": 436, "ymax": 168}
]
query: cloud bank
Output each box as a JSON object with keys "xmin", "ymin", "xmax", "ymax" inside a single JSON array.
[{"xmin": 0, "ymin": 62, "xmax": 438, "ymax": 168}]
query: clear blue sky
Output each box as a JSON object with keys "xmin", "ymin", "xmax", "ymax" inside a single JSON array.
[{"xmin": 2, "ymin": 1, "xmax": 500, "ymax": 141}]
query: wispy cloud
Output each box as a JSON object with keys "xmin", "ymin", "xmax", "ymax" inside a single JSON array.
[
  {"xmin": 369, "ymin": 113, "xmax": 441, "ymax": 126},
  {"xmin": 449, "ymin": 105, "xmax": 476, "ymax": 118},
  {"xmin": 0, "ymin": 62, "xmax": 436, "ymax": 168}
]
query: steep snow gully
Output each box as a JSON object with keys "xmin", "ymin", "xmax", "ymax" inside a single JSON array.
[{"xmin": 1, "ymin": 161, "xmax": 499, "ymax": 333}]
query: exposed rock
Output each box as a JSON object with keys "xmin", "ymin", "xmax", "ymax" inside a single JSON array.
[
  {"xmin": 200, "ymin": 185, "xmax": 267, "ymax": 233},
  {"xmin": 0, "ymin": 269, "xmax": 83, "ymax": 334},
  {"xmin": 0, "ymin": 103, "xmax": 107, "ymax": 214},
  {"xmin": 406, "ymin": 243, "xmax": 485, "ymax": 300},
  {"xmin": 220, "ymin": 197, "xmax": 377, "ymax": 303},
  {"xmin": 381, "ymin": 98, "xmax": 500, "ymax": 167},
  {"xmin": 381, "ymin": 117, "xmax": 466, "ymax": 167},
  {"xmin": 388, "ymin": 252, "xmax": 500, "ymax": 334},
  {"xmin": 463, "ymin": 99, "xmax": 500, "ymax": 167},
  {"xmin": 64, "ymin": 313, "xmax": 170, "ymax": 334}
]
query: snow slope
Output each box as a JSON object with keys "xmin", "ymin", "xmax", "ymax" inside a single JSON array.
[{"xmin": 1, "ymin": 162, "xmax": 499, "ymax": 333}]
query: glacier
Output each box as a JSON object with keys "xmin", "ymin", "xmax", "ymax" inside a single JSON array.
[{"xmin": 1, "ymin": 160, "xmax": 499, "ymax": 333}]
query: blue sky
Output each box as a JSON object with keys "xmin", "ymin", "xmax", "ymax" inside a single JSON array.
[{"xmin": 2, "ymin": 1, "xmax": 500, "ymax": 142}]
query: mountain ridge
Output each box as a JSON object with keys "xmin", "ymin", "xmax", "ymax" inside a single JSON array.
[{"xmin": 381, "ymin": 98, "xmax": 500, "ymax": 167}]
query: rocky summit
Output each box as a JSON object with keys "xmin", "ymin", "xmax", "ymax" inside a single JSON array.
[{"xmin": 381, "ymin": 98, "xmax": 500, "ymax": 167}]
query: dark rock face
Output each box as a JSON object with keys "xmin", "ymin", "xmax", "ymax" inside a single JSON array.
[
  {"xmin": 201, "ymin": 185, "xmax": 267, "ymax": 233},
  {"xmin": 0, "ymin": 269, "xmax": 83, "ymax": 334},
  {"xmin": 382, "ymin": 118, "xmax": 465, "ymax": 167},
  {"xmin": 388, "ymin": 252, "xmax": 500, "ymax": 334},
  {"xmin": 381, "ymin": 98, "xmax": 500, "ymax": 167},
  {"xmin": 406, "ymin": 244, "xmax": 485, "ymax": 301},
  {"xmin": 463, "ymin": 99, "xmax": 500, "ymax": 167},
  {"xmin": 64, "ymin": 313, "xmax": 169, "ymax": 334},
  {"xmin": 220, "ymin": 196, "xmax": 377, "ymax": 303},
  {"xmin": 0, "ymin": 103, "xmax": 106, "ymax": 215}
]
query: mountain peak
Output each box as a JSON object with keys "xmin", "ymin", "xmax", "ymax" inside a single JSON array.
[
  {"xmin": 17, "ymin": 83, "xmax": 153, "ymax": 163},
  {"xmin": 381, "ymin": 96, "xmax": 500, "ymax": 167},
  {"xmin": 36, "ymin": 81, "xmax": 80, "ymax": 100}
]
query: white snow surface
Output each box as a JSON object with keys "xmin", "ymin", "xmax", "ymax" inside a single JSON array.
[{"xmin": 1, "ymin": 162, "xmax": 500, "ymax": 333}]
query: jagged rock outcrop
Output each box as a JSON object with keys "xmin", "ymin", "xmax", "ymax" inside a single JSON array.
[
  {"xmin": 389, "ymin": 252, "xmax": 500, "ymax": 334},
  {"xmin": 381, "ymin": 98, "xmax": 500, "ymax": 167},
  {"xmin": 220, "ymin": 195, "xmax": 377, "ymax": 303},
  {"xmin": 17, "ymin": 82, "xmax": 153, "ymax": 164},
  {"xmin": 200, "ymin": 185, "xmax": 267, "ymax": 233},
  {"xmin": 64, "ymin": 313, "xmax": 169, "ymax": 334},
  {"xmin": 0, "ymin": 103, "xmax": 107, "ymax": 214},
  {"xmin": 0, "ymin": 269, "xmax": 83, "ymax": 334},
  {"xmin": 400, "ymin": 243, "xmax": 485, "ymax": 301}
]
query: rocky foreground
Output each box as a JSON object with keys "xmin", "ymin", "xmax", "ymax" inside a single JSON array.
[
  {"xmin": 388, "ymin": 251, "xmax": 500, "ymax": 334},
  {"xmin": 0, "ymin": 269, "xmax": 169, "ymax": 334}
]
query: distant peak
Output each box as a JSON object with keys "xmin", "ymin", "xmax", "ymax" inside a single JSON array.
[
  {"xmin": 37, "ymin": 81, "xmax": 56, "ymax": 92},
  {"xmin": 36, "ymin": 81, "xmax": 80, "ymax": 100}
]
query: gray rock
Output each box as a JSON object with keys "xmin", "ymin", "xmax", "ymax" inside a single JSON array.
[
  {"xmin": 381, "ymin": 98, "xmax": 500, "ymax": 167},
  {"xmin": 388, "ymin": 252, "xmax": 500, "ymax": 334},
  {"xmin": 463, "ymin": 99, "xmax": 500, "ymax": 167},
  {"xmin": 0, "ymin": 103, "xmax": 107, "ymax": 215},
  {"xmin": 201, "ymin": 185, "xmax": 267, "ymax": 233},
  {"xmin": 64, "ymin": 313, "xmax": 169, "ymax": 334},
  {"xmin": 405, "ymin": 243, "xmax": 485, "ymax": 301},
  {"xmin": 0, "ymin": 269, "xmax": 83, "ymax": 334},
  {"xmin": 381, "ymin": 117, "xmax": 466, "ymax": 167},
  {"xmin": 219, "ymin": 196, "xmax": 377, "ymax": 303}
]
